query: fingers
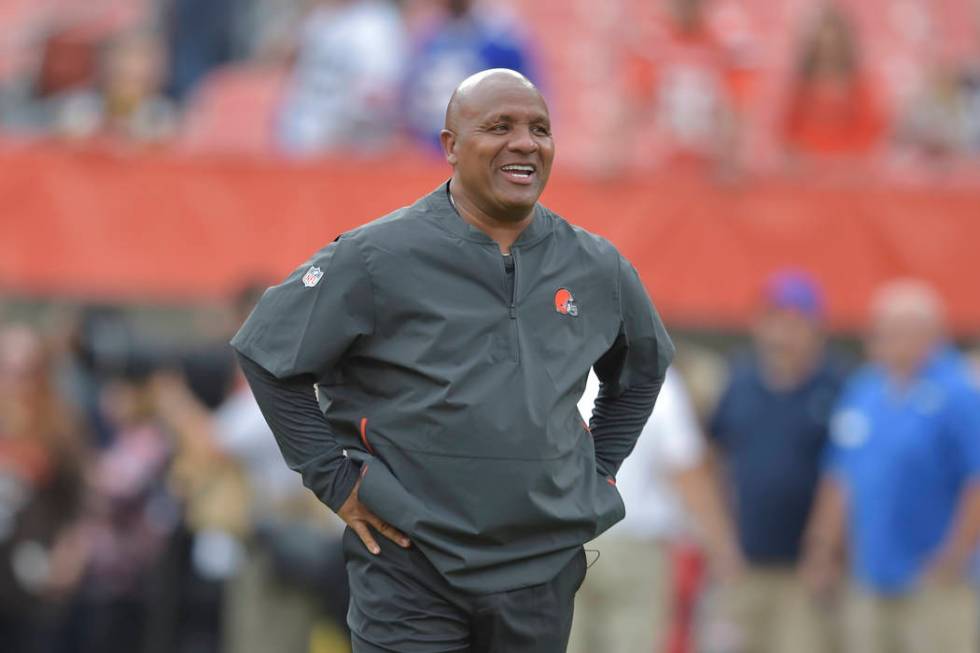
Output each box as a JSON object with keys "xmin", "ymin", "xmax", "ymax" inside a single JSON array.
[
  {"xmin": 351, "ymin": 521, "xmax": 381, "ymax": 555},
  {"xmin": 365, "ymin": 513, "xmax": 411, "ymax": 548},
  {"xmin": 351, "ymin": 517, "xmax": 411, "ymax": 555}
]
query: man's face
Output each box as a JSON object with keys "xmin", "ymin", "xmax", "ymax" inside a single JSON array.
[
  {"xmin": 442, "ymin": 82, "xmax": 554, "ymax": 221},
  {"xmin": 868, "ymin": 311, "xmax": 935, "ymax": 378},
  {"xmin": 754, "ymin": 308, "xmax": 823, "ymax": 374}
]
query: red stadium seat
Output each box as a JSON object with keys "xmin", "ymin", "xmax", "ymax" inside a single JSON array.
[{"xmin": 177, "ymin": 63, "xmax": 290, "ymax": 156}]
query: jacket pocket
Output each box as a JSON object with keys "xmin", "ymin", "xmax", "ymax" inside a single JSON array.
[
  {"xmin": 592, "ymin": 468, "xmax": 626, "ymax": 538},
  {"xmin": 355, "ymin": 456, "xmax": 424, "ymax": 536}
]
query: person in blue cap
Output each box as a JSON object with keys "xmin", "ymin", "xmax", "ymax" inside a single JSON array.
[
  {"xmin": 803, "ymin": 279, "xmax": 980, "ymax": 653},
  {"xmin": 707, "ymin": 269, "xmax": 846, "ymax": 653}
]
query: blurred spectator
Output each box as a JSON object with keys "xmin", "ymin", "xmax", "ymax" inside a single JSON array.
[
  {"xmin": 781, "ymin": 3, "xmax": 887, "ymax": 162},
  {"xmin": 94, "ymin": 28, "xmax": 178, "ymax": 143},
  {"xmin": 161, "ymin": 0, "xmax": 236, "ymax": 101},
  {"xmin": 0, "ymin": 325, "xmax": 87, "ymax": 653},
  {"xmin": 569, "ymin": 368, "xmax": 741, "ymax": 653},
  {"xmin": 209, "ymin": 369, "xmax": 343, "ymax": 653},
  {"xmin": 959, "ymin": 0, "xmax": 980, "ymax": 153},
  {"xmin": 620, "ymin": 0, "xmax": 754, "ymax": 174},
  {"xmin": 277, "ymin": 0, "xmax": 407, "ymax": 156},
  {"xmin": 1, "ymin": 27, "xmax": 177, "ymax": 143},
  {"xmin": 59, "ymin": 305, "xmax": 150, "ymax": 449},
  {"xmin": 707, "ymin": 270, "xmax": 845, "ymax": 653},
  {"xmin": 893, "ymin": 61, "xmax": 971, "ymax": 163},
  {"xmin": 0, "ymin": 25, "xmax": 101, "ymax": 136},
  {"xmin": 960, "ymin": 51, "xmax": 980, "ymax": 154},
  {"xmin": 63, "ymin": 362, "xmax": 179, "ymax": 653},
  {"xmin": 402, "ymin": 0, "xmax": 537, "ymax": 150},
  {"xmin": 804, "ymin": 280, "xmax": 980, "ymax": 653},
  {"xmin": 215, "ymin": 367, "xmax": 349, "ymax": 652},
  {"xmin": 233, "ymin": 0, "xmax": 310, "ymax": 62},
  {"xmin": 154, "ymin": 283, "xmax": 350, "ymax": 653}
]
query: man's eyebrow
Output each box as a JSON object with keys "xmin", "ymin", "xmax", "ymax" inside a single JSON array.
[
  {"xmin": 480, "ymin": 112, "xmax": 550, "ymax": 124},
  {"xmin": 481, "ymin": 113, "xmax": 515, "ymax": 123}
]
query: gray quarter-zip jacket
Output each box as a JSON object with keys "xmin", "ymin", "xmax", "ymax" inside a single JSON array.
[{"xmin": 232, "ymin": 183, "xmax": 674, "ymax": 593}]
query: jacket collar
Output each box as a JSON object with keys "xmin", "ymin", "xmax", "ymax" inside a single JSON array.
[{"xmin": 420, "ymin": 180, "xmax": 552, "ymax": 249}]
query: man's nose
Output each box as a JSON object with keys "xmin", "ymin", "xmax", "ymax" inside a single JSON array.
[{"xmin": 507, "ymin": 126, "xmax": 538, "ymax": 153}]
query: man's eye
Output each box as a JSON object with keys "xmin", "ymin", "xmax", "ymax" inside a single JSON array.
[
  {"xmin": 490, "ymin": 124, "xmax": 509, "ymax": 133},
  {"xmin": 533, "ymin": 126, "xmax": 551, "ymax": 136}
]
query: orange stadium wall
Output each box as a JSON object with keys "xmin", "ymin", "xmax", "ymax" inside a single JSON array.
[{"xmin": 3, "ymin": 146, "xmax": 979, "ymax": 335}]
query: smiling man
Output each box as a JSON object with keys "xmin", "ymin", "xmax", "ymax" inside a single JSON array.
[{"xmin": 231, "ymin": 69, "xmax": 674, "ymax": 652}]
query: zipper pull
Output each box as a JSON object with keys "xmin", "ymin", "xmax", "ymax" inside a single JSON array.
[{"xmin": 509, "ymin": 304, "xmax": 517, "ymax": 319}]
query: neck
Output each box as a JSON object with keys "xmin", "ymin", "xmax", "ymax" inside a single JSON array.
[{"xmin": 449, "ymin": 181, "xmax": 534, "ymax": 254}]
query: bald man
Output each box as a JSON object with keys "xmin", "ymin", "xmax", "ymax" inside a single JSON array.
[
  {"xmin": 802, "ymin": 280, "xmax": 980, "ymax": 653},
  {"xmin": 232, "ymin": 69, "xmax": 673, "ymax": 652}
]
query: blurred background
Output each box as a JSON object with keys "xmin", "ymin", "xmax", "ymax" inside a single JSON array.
[{"xmin": 2, "ymin": 0, "xmax": 980, "ymax": 652}]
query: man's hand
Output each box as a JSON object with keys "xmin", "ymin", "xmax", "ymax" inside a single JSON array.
[
  {"xmin": 921, "ymin": 549, "xmax": 966, "ymax": 587},
  {"xmin": 798, "ymin": 545, "xmax": 841, "ymax": 598},
  {"xmin": 712, "ymin": 542, "xmax": 746, "ymax": 585},
  {"xmin": 337, "ymin": 474, "xmax": 411, "ymax": 555}
]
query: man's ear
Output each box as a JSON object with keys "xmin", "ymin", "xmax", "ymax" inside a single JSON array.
[{"xmin": 439, "ymin": 129, "xmax": 457, "ymax": 165}]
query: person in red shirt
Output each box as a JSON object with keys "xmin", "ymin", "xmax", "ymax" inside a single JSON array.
[
  {"xmin": 781, "ymin": 3, "xmax": 887, "ymax": 162},
  {"xmin": 622, "ymin": 0, "xmax": 755, "ymax": 174}
]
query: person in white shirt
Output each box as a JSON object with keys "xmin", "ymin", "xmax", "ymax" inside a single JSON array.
[
  {"xmin": 278, "ymin": 0, "xmax": 407, "ymax": 155},
  {"xmin": 568, "ymin": 368, "xmax": 741, "ymax": 653}
]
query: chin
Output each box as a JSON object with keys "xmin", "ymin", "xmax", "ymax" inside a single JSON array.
[
  {"xmin": 496, "ymin": 200, "xmax": 536, "ymax": 220},
  {"xmin": 497, "ymin": 190, "xmax": 541, "ymax": 211}
]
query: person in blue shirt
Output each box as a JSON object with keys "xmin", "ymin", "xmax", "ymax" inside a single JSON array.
[
  {"xmin": 803, "ymin": 279, "xmax": 980, "ymax": 653},
  {"xmin": 403, "ymin": 0, "xmax": 537, "ymax": 151},
  {"xmin": 708, "ymin": 270, "xmax": 845, "ymax": 653}
]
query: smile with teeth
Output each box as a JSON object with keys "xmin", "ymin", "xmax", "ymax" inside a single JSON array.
[{"xmin": 500, "ymin": 164, "xmax": 535, "ymax": 179}]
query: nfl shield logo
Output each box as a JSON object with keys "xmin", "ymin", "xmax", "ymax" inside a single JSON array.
[{"xmin": 302, "ymin": 266, "xmax": 323, "ymax": 287}]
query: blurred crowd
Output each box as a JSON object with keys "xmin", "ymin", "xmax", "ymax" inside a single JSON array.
[
  {"xmin": 0, "ymin": 0, "xmax": 980, "ymax": 179},
  {"xmin": 570, "ymin": 273, "xmax": 980, "ymax": 653},
  {"xmin": 569, "ymin": 271, "xmax": 980, "ymax": 653},
  {"xmin": 2, "ymin": 1, "xmax": 980, "ymax": 652},
  {"xmin": 0, "ymin": 287, "xmax": 352, "ymax": 653},
  {"xmin": 0, "ymin": 0, "xmax": 537, "ymax": 158},
  {"xmin": 2, "ymin": 273, "xmax": 979, "ymax": 653}
]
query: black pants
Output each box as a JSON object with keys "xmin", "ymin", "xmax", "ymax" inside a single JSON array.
[{"xmin": 343, "ymin": 527, "xmax": 587, "ymax": 653}]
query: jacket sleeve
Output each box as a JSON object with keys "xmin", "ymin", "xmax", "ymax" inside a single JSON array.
[
  {"xmin": 231, "ymin": 235, "xmax": 374, "ymax": 379},
  {"xmin": 589, "ymin": 256, "xmax": 674, "ymax": 476},
  {"xmin": 236, "ymin": 352, "xmax": 359, "ymax": 512},
  {"xmin": 229, "ymin": 235, "xmax": 374, "ymax": 511}
]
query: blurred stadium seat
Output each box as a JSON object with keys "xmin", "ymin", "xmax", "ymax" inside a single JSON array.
[{"xmin": 177, "ymin": 63, "xmax": 289, "ymax": 156}]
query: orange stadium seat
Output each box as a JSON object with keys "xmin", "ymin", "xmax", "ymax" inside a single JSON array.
[{"xmin": 178, "ymin": 63, "xmax": 290, "ymax": 156}]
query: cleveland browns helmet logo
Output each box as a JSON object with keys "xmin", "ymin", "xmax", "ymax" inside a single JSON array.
[{"xmin": 554, "ymin": 288, "xmax": 578, "ymax": 316}]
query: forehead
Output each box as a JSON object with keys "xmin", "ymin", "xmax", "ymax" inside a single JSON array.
[
  {"xmin": 871, "ymin": 310, "xmax": 928, "ymax": 332},
  {"xmin": 460, "ymin": 83, "xmax": 550, "ymax": 123}
]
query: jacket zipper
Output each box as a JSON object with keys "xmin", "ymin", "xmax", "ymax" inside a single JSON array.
[
  {"xmin": 509, "ymin": 249, "xmax": 519, "ymax": 318},
  {"xmin": 509, "ymin": 250, "xmax": 519, "ymax": 362}
]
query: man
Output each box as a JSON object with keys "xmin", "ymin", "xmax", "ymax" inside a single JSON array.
[
  {"xmin": 708, "ymin": 270, "xmax": 844, "ymax": 653},
  {"xmin": 569, "ymin": 368, "xmax": 741, "ymax": 653},
  {"xmin": 232, "ymin": 69, "xmax": 673, "ymax": 652},
  {"xmin": 803, "ymin": 280, "xmax": 980, "ymax": 653}
]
